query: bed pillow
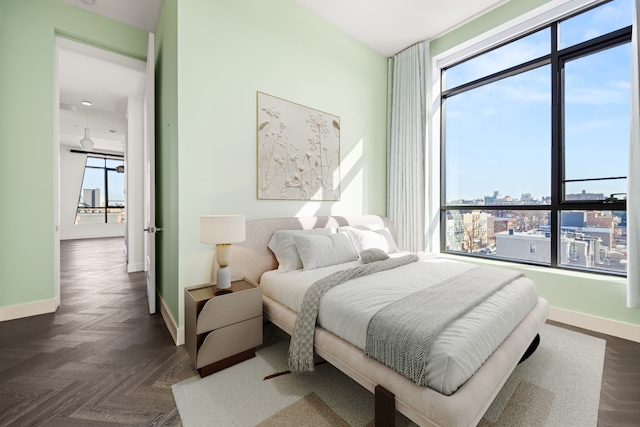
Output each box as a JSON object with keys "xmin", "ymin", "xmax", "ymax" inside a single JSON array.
[
  {"xmin": 268, "ymin": 228, "xmax": 334, "ymax": 271},
  {"xmin": 293, "ymin": 233, "xmax": 359, "ymax": 270},
  {"xmin": 339, "ymin": 226, "xmax": 399, "ymax": 253},
  {"xmin": 359, "ymin": 248, "xmax": 390, "ymax": 264},
  {"xmin": 337, "ymin": 223, "xmax": 383, "ymax": 232}
]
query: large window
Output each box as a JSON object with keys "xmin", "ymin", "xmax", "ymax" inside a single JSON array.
[
  {"xmin": 441, "ymin": 0, "xmax": 631, "ymax": 275},
  {"xmin": 76, "ymin": 156, "xmax": 125, "ymax": 224}
]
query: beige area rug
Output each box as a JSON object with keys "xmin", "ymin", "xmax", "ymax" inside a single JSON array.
[{"xmin": 172, "ymin": 323, "xmax": 605, "ymax": 426}]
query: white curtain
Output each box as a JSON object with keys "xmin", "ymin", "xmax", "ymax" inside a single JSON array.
[
  {"xmin": 388, "ymin": 43, "xmax": 426, "ymax": 252},
  {"xmin": 628, "ymin": 1, "xmax": 640, "ymax": 308}
]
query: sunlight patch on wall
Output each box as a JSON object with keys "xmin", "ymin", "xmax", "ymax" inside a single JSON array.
[
  {"xmin": 295, "ymin": 201, "xmax": 323, "ymax": 217},
  {"xmin": 334, "ymin": 137, "xmax": 366, "ymax": 214},
  {"xmin": 341, "ymin": 137, "xmax": 364, "ymax": 181}
]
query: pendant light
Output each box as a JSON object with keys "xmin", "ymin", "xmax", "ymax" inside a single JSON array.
[{"xmin": 79, "ymin": 101, "xmax": 94, "ymax": 152}]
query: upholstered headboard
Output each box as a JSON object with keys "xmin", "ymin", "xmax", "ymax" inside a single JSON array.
[{"xmin": 231, "ymin": 215, "xmax": 396, "ymax": 284}]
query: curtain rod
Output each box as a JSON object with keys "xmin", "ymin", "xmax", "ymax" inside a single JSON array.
[{"xmin": 70, "ymin": 149, "xmax": 124, "ymax": 159}]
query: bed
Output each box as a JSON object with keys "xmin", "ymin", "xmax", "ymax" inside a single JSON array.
[{"xmin": 231, "ymin": 215, "xmax": 549, "ymax": 427}]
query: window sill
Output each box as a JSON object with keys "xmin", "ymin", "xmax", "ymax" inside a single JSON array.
[{"xmin": 439, "ymin": 252, "xmax": 626, "ymax": 284}]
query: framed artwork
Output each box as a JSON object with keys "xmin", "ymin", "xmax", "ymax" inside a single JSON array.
[{"xmin": 257, "ymin": 92, "xmax": 340, "ymax": 201}]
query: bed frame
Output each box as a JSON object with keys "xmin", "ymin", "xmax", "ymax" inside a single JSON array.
[{"xmin": 231, "ymin": 215, "xmax": 549, "ymax": 427}]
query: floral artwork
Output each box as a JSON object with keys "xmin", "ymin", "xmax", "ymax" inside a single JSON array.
[{"xmin": 257, "ymin": 92, "xmax": 340, "ymax": 200}]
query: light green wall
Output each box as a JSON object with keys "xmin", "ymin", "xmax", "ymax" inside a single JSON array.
[
  {"xmin": 155, "ymin": 0, "xmax": 180, "ymax": 322},
  {"xmin": 431, "ymin": 0, "xmax": 640, "ymax": 327},
  {"xmin": 154, "ymin": 0, "xmax": 389, "ymax": 326},
  {"xmin": 0, "ymin": 0, "xmax": 147, "ymax": 310},
  {"xmin": 429, "ymin": 0, "xmax": 550, "ymax": 57}
]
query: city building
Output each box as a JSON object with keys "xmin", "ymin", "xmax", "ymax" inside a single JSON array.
[{"xmin": 82, "ymin": 188, "xmax": 100, "ymax": 208}]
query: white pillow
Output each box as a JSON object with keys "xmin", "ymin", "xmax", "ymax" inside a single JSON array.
[
  {"xmin": 268, "ymin": 228, "xmax": 334, "ymax": 272},
  {"xmin": 340, "ymin": 226, "xmax": 399, "ymax": 253},
  {"xmin": 293, "ymin": 233, "xmax": 359, "ymax": 270}
]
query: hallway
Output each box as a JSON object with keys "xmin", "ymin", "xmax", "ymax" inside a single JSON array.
[{"xmin": 0, "ymin": 238, "xmax": 193, "ymax": 426}]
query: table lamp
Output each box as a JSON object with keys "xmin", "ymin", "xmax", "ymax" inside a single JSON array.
[{"xmin": 200, "ymin": 215, "xmax": 246, "ymax": 290}]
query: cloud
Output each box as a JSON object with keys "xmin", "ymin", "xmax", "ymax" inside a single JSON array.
[{"xmin": 564, "ymin": 85, "xmax": 630, "ymax": 105}]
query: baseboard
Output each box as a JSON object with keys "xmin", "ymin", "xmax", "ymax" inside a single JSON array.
[
  {"xmin": 549, "ymin": 306, "xmax": 640, "ymax": 343},
  {"xmin": 127, "ymin": 263, "xmax": 145, "ymax": 273},
  {"xmin": 60, "ymin": 232, "xmax": 125, "ymax": 240},
  {"xmin": 159, "ymin": 293, "xmax": 184, "ymax": 346},
  {"xmin": 0, "ymin": 298, "xmax": 58, "ymax": 322}
]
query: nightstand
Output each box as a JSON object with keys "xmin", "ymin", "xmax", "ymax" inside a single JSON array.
[{"xmin": 184, "ymin": 278, "xmax": 263, "ymax": 377}]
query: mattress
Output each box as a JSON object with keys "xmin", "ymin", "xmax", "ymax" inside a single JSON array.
[{"xmin": 260, "ymin": 253, "xmax": 539, "ymax": 395}]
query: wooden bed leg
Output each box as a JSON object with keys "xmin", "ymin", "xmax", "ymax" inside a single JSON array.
[
  {"xmin": 519, "ymin": 333, "xmax": 541, "ymax": 364},
  {"xmin": 375, "ymin": 384, "xmax": 395, "ymax": 427}
]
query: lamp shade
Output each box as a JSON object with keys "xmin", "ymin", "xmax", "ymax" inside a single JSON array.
[
  {"xmin": 79, "ymin": 128, "xmax": 94, "ymax": 151},
  {"xmin": 200, "ymin": 215, "xmax": 246, "ymax": 244}
]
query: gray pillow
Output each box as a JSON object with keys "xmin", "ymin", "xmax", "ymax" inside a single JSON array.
[
  {"xmin": 293, "ymin": 233, "xmax": 359, "ymax": 270},
  {"xmin": 359, "ymin": 248, "xmax": 389, "ymax": 264}
]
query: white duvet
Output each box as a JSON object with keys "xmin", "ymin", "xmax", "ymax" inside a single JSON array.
[{"xmin": 260, "ymin": 253, "xmax": 538, "ymax": 395}]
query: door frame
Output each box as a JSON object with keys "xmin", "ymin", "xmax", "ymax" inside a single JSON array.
[{"xmin": 54, "ymin": 37, "xmax": 152, "ymax": 306}]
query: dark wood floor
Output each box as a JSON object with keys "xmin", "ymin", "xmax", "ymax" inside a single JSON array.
[
  {"xmin": 0, "ymin": 238, "xmax": 196, "ymax": 426},
  {"xmin": 0, "ymin": 238, "xmax": 638, "ymax": 426}
]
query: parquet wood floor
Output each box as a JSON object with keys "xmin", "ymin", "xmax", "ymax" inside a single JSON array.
[
  {"xmin": 0, "ymin": 238, "xmax": 638, "ymax": 426},
  {"xmin": 0, "ymin": 238, "xmax": 195, "ymax": 426}
]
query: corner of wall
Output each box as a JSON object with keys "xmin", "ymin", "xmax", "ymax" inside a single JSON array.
[{"xmin": 159, "ymin": 291, "xmax": 184, "ymax": 346}]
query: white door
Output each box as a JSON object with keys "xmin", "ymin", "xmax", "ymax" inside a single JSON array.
[{"xmin": 144, "ymin": 33, "xmax": 157, "ymax": 314}]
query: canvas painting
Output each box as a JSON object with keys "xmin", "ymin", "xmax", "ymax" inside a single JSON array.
[{"xmin": 257, "ymin": 92, "xmax": 340, "ymax": 200}]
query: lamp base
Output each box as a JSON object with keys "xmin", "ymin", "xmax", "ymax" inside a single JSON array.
[{"xmin": 216, "ymin": 266, "xmax": 231, "ymax": 289}]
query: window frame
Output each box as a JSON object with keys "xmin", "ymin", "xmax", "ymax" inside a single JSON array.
[
  {"xmin": 76, "ymin": 154, "xmax": 125, "ymax": 225},
  {"xmin": 435, "ymin": 0, "xmax": 631, "ymax": 277}
]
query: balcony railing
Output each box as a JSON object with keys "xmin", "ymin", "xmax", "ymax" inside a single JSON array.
[{"xmin": 75, "ymin": 207, "xmax": 125, "ymax": 224}]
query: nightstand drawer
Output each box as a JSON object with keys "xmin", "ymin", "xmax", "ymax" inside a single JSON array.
[
  {"xmin": 196, "ymin": 315, "xmax": 263, "ymax": 368},
  {"xmin": 196, "ymin": 286, "xmax": 262, "ymax": 334}
]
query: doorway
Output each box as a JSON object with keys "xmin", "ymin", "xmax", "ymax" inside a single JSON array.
[{"xmin": 55, "ymin": 37, "xmax": 149, "ymax": 308}]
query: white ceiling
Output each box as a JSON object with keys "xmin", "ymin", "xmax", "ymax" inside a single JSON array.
[
  {"xmin": 58, "ymin": 0, "xmax": 162, "ymax": 33},
  {"xmin": 58, "ymin": 38, "xmax": 146, "ymax": 154},
  {"xmin": 297, "ymin": 0, "xmax": 510, "ymax": 57},
  {"xmin": 57, "ymin": 0, "xmax": 160, "ymax": 154},
  {"xmin": 57, "ymin": 0, "xmax": 506, "ymax": 153}
]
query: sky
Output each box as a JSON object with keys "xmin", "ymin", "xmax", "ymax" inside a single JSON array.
[
  {"xmin": 444, "ymin": 0, "xmax": 632, "ymax": 202},
  {"xmin": 80, "ymin": 157, "xmax": 125, "ymax": 206}
]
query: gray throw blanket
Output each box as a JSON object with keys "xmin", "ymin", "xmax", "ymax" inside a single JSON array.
[
  {"xmin": 365, "ymin": 265, "xmax": 523, "ymax": 387},
  {"xmin": 288, "ymin": 254, "xmax": 419, "ymax": 373}
]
